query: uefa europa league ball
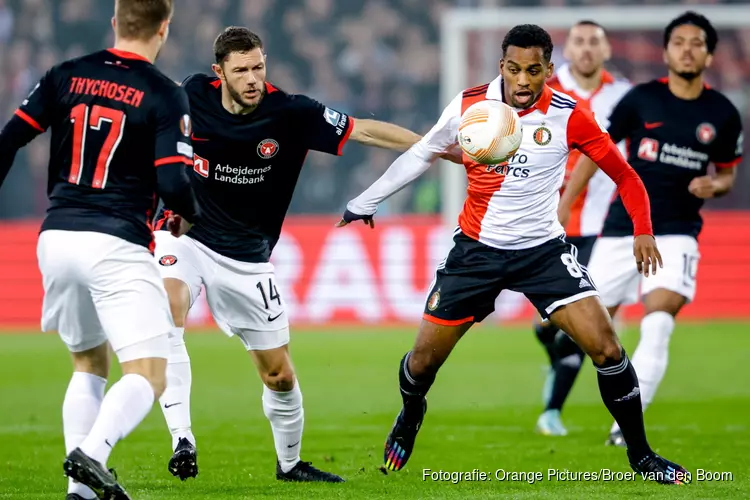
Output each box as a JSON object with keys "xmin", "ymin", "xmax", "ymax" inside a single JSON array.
[{"xmin": 458, "ymin": 100, "xmax": 523, "ymax": 165}]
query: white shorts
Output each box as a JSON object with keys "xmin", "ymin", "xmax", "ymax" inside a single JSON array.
[
  {"xmin": 587, "ymin": 235, "xmax": 700, "ymax": 307},
  {"xmin": 154, "ymin": 232, "xmax": 290, "ymax": 350},
  {"xmin": 37, "ymin": 230, "xmax": 174, "ymax": 356}
]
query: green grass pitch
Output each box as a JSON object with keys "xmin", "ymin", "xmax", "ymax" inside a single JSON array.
[{"xmin": 0, "ymin": 322, "xmax": 748, "ymax": 499}]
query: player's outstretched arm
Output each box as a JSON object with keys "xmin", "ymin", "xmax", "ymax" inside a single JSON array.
[
  {"xmin": 349, "ymin": 119, "xmax": 422, "ymax": 153},
  {"xmin": 337, "ymin": 93, "xmax": 463, "ymax": 228},
  {"xmin": 568, "ymin": 105, "xmax": 661, "ymax": 276},
  {"xmin": 0, "ymin": 115, "xmax": 43, "ymax": 190},
  {"xmin": 558, "ymin": 154, "xmax": 598, "ymax": 227},
  {"xmin": 336, "ymin": 141, "xmax": 441, "ymax": 228}
]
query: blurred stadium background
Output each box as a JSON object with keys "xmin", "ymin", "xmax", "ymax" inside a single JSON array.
[{"xmin": 0, "ymin": 0, "xmax": 748, "ymax": 328}]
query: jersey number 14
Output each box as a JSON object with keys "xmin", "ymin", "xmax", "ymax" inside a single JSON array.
[{"xmin": 68, "ymin": 103, "xmax": 126, "ymax": 189}]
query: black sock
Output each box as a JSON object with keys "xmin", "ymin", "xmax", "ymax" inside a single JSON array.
[
  {"xmin": 534, "ymin": 322, "xmax": 560, "ymax": 365},
  {"xmin": 546, "ymin": 334, "xmax": 584, "ymax": 411},
  {"xmin": 594, "ymin": 348, "xmax": 652, "ymax": 460},
  {"xmin": 399, "ymin": 351, "xmax": 435, "ymax": 407}
]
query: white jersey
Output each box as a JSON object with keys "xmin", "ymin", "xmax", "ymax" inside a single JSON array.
[
  {"xmin": 424, "ymin": 75, "xmax": 617, "ymax": 250},
  {"xmin": 549, "ymin": 64, "xmax": 632, "ymax": 237}
]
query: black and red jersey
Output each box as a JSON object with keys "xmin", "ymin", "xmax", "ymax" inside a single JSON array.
[
  {"xmin": 156, "ymin": 74, "xmax": 354, "ymax": 262},
  {"xmin": 10, "ymin": 49, "xmax": 197, "ymax": 251},
  {"xmin": 603, "ymin": 78, "xmax": 743, "ymax": 238}
]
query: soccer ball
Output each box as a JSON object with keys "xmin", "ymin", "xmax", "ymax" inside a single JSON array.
[{"xmin": 458, "ymin": 100, "xmax": 523, "ymax": 165}]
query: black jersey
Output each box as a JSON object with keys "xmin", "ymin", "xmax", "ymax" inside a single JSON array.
[
  {"xmin": 156, "ymin": 74, "xmax": 354, "ymax": 262},
  {"xmin": 602, "ymin": 78, "xmax": 743, "ymax": 238},
  {"xmin": 8, "ymin": 49, "xmax": 197, "ymax": 251}
]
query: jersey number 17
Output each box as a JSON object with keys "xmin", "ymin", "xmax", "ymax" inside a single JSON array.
[{"xmin": 68, "ymin": 103, "xmax": 126, "ymax": 189}]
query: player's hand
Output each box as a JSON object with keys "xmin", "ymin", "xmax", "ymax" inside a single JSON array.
[
  {"xmin": 335, "ymin": 209, "xmax": 374, "ymax": 229},
  {"xmin": 633, "ymin": 234, "xmax": 663, "ymax": 277},
  {"xmin": 688, "ymin": 175, "xmax": 716, "ymax": 199},
  {"xmin": 168, "ymin": 213, "xmax": 193, "ymax": 237},
  {"xmin": 439, "ymin": 145, "xmax": 464, "ymax": 165}
]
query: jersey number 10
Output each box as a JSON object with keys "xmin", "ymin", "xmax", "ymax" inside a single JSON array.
[{"xmin": 68, "ymin": 103, "xmax": 126, "ymax": 189}]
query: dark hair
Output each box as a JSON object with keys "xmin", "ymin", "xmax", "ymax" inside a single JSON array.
[
  {"xmin": 574, "ymin": 20, "xmax": 607, "ymax": 35},
  {"xmin": 115, "ymin": 0, "xmax": 173, "ymax": 41},
  {"xmin": 213, "ymin": 26, "xmax": 264, "ymax": 64},
  {"xmin": 502, "ymin": 24, "xmax": 553, "ymax": 62},
  {"xmin": 664, "ymin": 11, "xmax": 718, "ymax": 54}
]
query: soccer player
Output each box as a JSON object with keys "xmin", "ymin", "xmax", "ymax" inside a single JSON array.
[
  {"xmin": 339, "ymin": 24, "xmax": 690, "ymax": 484},
  {"xmin": 560, "ymin": 12, "xmax": 743, "ymax": 447},
  {"xmin": 153, "ymin": 27, "xmax": 445, "ymax": 483},
  {"xmin": 0, "ymin": 1, "xmax": 200, "ymax": 498},
  {"xmin": 533, "ymin": 20, "xmax": 632, "ymax": 436}
]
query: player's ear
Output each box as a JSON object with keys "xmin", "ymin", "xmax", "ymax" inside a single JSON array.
[
  {"xmin": 211, "ymin": 63, "xmax": 224, "ymax": 80},
  {"xmin": 158, "ymin": 19, "xmax": 169, "ymax": 39},
  {"xmin": 546, "ymin": 61, "xmax": 554, "ymax": 78},
  {"xmin": 111, "ymin": 16, "xmax": 116, "ymax": 32},
  {"xmin": 602, "ymin": 39, "xmax": 612, "ymax": 62},
  {"xmin": 498, "ymin": 58, "xmax": 505, "ymax": 74},
  {"xmin": 705, "ymin": 53, "xmax": 714, "ymax": 68}
]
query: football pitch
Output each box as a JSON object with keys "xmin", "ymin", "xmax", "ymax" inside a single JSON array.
[{"xmin": 0, "ymin": 323, "xmax": 748, "ymax": 499}]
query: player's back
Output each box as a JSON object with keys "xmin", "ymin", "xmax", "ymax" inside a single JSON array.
[{"xmin": 18, "ymin": 49, "xmax": 190, "ymax": 250}]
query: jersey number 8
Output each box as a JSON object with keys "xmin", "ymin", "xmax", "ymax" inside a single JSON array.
[
  {"xmin": 560, "ymin": 253, "xmax": 584, "ymax": 278},
  {"xmin": 68, "ymin": 103, "xmax": 126, "ymax": 189}
]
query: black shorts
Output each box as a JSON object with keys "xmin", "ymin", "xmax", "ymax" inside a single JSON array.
[
  {"xmin": 424, "ymin": 232, "xmax": 598, "ymax": 324},
  {"xmin": 566, "ymin": 235, "xmax": 597, "ymax": 266}
]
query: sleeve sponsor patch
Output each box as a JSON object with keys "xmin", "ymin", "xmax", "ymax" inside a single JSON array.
[{"xmin": 324, "ymin": 107, "xmax": 341, "ymax": 127}]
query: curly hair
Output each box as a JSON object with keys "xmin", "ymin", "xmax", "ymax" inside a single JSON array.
[
  {"xmin": 502, "ymin": 24, "xmax": 553, "ymax": 62},
  {"xmin": 664, "ymin": 11, "xmax": 718, "ymax": 54}
]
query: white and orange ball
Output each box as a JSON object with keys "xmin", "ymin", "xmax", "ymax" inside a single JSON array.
[{"xmin": 458, "ymin": 100, "xmax": 523, "ymax": 165}]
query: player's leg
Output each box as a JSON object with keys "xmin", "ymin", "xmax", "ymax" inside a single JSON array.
[
  {"xmin": 609, "ymin": 235, "xmax": 697, "ymax": 440},
  {"xmin": 385, "ymin": 232, "xmax": 502, "ymax": 471},
  {"xmin": 153, "ymin": 232, "xmax": 205, "ymax": 480},
  {"xmin": 535, "ymin": 236, "xmax": 596, "ymax": 436},
  {"xmin": 65, "ymin": 236, "xmax": 175, "ymax": 498},
  {"xmin": 205, "ymin": 255, "xmax": 343, "ymax": 482},
  {"xmin": 549, "ymin": 297, "xmax": 688, "ymax": 483},
  {"xmin": 582, "ymin": 236, "xmax": 642, "ymax": 445},
  {"xmin": 385, "ymin": 319, "xmax": 474, "ymax": 471},
  {"xmin": 231, "ymin": 328, "xmax": 342, "ymax": 482},
  {"xmin": 38, "ymin": 231, "xmax": 113, "ymax": 499},
  {"xmin": 64, "ymin": 345, "xmax": 110, "ymax": 500}
]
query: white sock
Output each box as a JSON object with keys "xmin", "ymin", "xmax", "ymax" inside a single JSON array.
[
  {"xmin": 63, "ymin": 372, "xmax": 107, "ymax": 499},
  {"xmin": 611, "ymin": 311, "xmax": 675, "ymax": 434},
  {"xmin": 79, "ymin": 373, "xmax": 155, "ymax": 466},
  {"xmin": 159, "ymin": 327, "xmax": 195, "ymax": 449},
  {"xmin": 263, "ymin": 382, "xmax": 304, "ymax": 473}
]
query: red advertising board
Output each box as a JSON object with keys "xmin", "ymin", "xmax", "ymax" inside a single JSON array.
[{"xmin": 1, "ymin": 212, "xmax": 749, "ymax": 329}]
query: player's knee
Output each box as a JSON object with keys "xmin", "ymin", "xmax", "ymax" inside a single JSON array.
[
  {"xmin": 589, "ymin": 337, "xmax": 622, "ymax": 366},
  {"xmin": 70, "ymin": 342, "xmax": 110, "ymax": 378},
  {"xmin": 117, "ymin": 335, "xmax": 170, "ymax": 397},
  {"xmin": 262, "ymin": 368, "xmax": 295, "ymax": 392}
]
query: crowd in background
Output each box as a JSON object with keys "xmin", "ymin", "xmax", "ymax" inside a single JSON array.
[{"xmin": 0, "ymin": 0, "xmax": 747, "ymax": 219}]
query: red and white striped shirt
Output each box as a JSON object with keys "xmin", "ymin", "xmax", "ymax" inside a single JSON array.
[
  {"xmin": 347, "ymin": 75, "xmax": 652, "ymax": 248},
  {"xmin": 548, "ymin": 64, "xmax": 632, "ymax": 237}
]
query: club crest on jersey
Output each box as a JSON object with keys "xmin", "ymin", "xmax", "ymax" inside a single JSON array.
[
  {"xmin": 427, "ymin": 290, "xmax": 440, "ymax": 311},
  {"xmin": 533, "ymin": 126, "xmax": 552, "ymax": 146},
  {"xmin": 159, "ymin": 255, "xmax": 177, "ymax": 266},
  {"xmin": 179, "ymin": 114, "xmax": 192, "ymax": 138},
  {"xmin": 696, "ymin": 123, "xmax": 716, "ymax": 145},
  {"xmin": 257, "ymin": 139, "xmax": 279, "ymax": 159}
]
